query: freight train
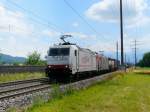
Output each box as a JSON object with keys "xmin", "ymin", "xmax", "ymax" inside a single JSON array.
[{"xmin": 45, "ymin": 35, "xmax": 119, "ymax": 81}]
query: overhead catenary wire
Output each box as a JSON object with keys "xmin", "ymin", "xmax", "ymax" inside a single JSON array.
[
  {"xmin": 125, "ymin": 0, "xmax": 138, "ymax": 66},
  {"xmin": 0, "ymin": 24, "xmax": 43, "ymax": 38},
  {"xmin": 63, "ymin": 0, "xmax": 110, "ymax": 42},
  {"xmin": 63, "ymin": 0, "xmax": 118, "ymax": 55},
  {"xmin": 133, "ymin": 0, "xmax": 140, "ymax": 41},
  {"xmin": 8, "ymin": 0, "xmax": 112, "ymax": 42},
  {"xmin": 6, "ymin": 0, "xmax": 64, "ymax": 34},
  {"xmin": 131, "ymin": 40, "xmax": 139, "ymax": 67},
  {"xmin": 110, "ymin": 0, "xmax": 120, "ymax": 23},
  {"xmin": 111, "ymin": 0, "xmax": 121, "ymax": 51},
  {"xmin": 5, "ymin": 0, "xmax": 118, "ymax": 56}
]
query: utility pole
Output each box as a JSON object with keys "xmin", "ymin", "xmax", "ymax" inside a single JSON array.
[
  {"xmin": 131, "ymin": 40, "xmax": 143, "ymax": 69},
  {"xmin": 120, "ymin": 0, "xmax": 124, "ymax": 66},
  {"xmin": 134, "ymin": 40, "xmax": 137, "ymax": 67},
  {"xmin": 132, "ymin": 40, "xmax": 138, "ymax": 68},
  {"xmin": 124, "ymin": 53, "xmax": 127, "ymax": 72},
  {"xmin": 125, "ymin": 53, "xmax": 126, "ymax": 65},
  {"xmin": 0, "ymin": 49, "xmax": 1, "ymax": 65},
  {"xmin": 116, "ymin": 41, "xmax": 119, "ymax": 68}
]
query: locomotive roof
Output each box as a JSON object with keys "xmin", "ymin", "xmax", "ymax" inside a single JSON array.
[{"xmin": 51, "ymin": 44, "xmax": 96, "ymax": 55}]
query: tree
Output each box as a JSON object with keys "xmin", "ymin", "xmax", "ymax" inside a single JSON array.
[
  {"xmin": 138, "ymin": 52, "xmax": 150, "ymax": 67},
  {"xmin": 0, "ymin": 50, "xmax": 2, "ymax": 65},
  {"xmin": 26, "ymin": 51, "xmax": 46, "ymax": 65},
  {"xmin": 13, "ymin": 62, "xmax": 21, "ymax": 66}
]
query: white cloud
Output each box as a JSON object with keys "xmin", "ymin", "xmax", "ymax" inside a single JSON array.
[
  {"xmin": 42, "ymin": 29, "xmax": 60, "ymax": 38},
  {"xmin": 63, "ymin": 32, "xmax": 116, "ymax": 53},
  {"xmin": 88, "ymin": 41, "xmax": 116, "ymax": 53},
  {"xmin": 0, "ymin": 4, "xmax": 57, "ymax": 57},
  {"xmin": 72, "ymin": 22, "xmax": 79, "ymax": 27},
  {"xmin": 85, "ymin": 0, "xmax": 150, "ymax": 27},
  {"xmin": 86, "ymin": 0, "xmax": 118, "ymax": 23},
  {"xmin": 0, "ymin": 5, "xmax": 34, "ymax": 35},
  {"xmin": 65, "ymin": 32, "xmax": 97, "ymax": 40}
]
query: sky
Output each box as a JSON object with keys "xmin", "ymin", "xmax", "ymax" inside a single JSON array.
[{"xmin": 0, "ymin": 0, "xmax": 150, "ymax": 63}]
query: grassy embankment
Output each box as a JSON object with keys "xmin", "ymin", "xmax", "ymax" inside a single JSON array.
[
  {"xmin": 134, "ymin": 67, "xmax": 150, "ymax": 74},
  {"xmin": 20, "ymin": 68, "xmax": 150, "ymax": 112},
  {"xmin": 0, "ymin": 72, "xmax": 46, "ymax": 83},
  {"xmin": 135, "ymin": 67, "xmax": 150, "ymax": 70}
]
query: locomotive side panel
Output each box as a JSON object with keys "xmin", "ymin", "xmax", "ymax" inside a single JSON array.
[
  {"xmin": 101, "ymin": 57, "xmax": 109, "ymax": 70},
  {"xmin": 69, "ymin": 46, "xmax": 78, "ymax": 74},
  {"xmin": 78, "ymin": 49, "xmax": 97, "ymax": 73},
  {"xmin": 97, "ymin": 55, "xmax": 109, "ymax": 71}
]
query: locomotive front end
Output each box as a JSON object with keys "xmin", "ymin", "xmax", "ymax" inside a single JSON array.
[{"xmin": 45, "ymin": 46, "xmax": 72, "ymax": 81}]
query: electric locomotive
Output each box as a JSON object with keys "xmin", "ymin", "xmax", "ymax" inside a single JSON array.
[{"xmin": 45, "ymin": 35, "xmax": 119, "ymax": 81}]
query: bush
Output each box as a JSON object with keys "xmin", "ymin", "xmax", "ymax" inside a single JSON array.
[
  {"xmin": 25, "ymin": 51, "xmax": 46, "ymax": 66},
  {"xmin": 51, "ymin": 84, "xmax": 62, "ymax": 99}
]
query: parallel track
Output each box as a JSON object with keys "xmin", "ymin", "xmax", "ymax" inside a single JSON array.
[
  {"xmin": 0, "ymin": 78, "xmax": 48, "ymax": 87},
  {"xmin": 0, "ymin": 72, "xmax": 118, "ymax": 101},
  {"xmin": 0, "ymin": 78, "xmax": 51, "ymax": 100}
]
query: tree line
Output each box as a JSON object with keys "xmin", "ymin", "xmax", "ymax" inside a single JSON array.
[{"xmin": 138, "ymin": 52, "xmax": 150, "ymax": 67}]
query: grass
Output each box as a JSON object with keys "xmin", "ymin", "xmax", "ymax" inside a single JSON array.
[
  {"xmin": 136, "ymin": 67, "xmax": 150, "ymax": 70},
  {"xmin": 24, "ymin": 71, "xmax": 150, "ymax": 112},
  {"xmin": 134, "ymin": 67, "xmax": 150, "ymax": 74},
  {"xmin": 0, "ymin": 72, "xmax": 46, "ymax": 83}
]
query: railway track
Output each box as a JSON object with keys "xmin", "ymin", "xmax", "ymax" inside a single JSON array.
[
  {"xmin": 0, "ymin": 71, "xmax": 118, "ymax": 101},
  {"xmin": 0, "ymin": 78, "xmax": 51, "ymax": 100}
]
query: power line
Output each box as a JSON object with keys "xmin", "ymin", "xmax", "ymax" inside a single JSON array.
[
  {"xmin": 6, "ymin": 0, "xmax": 64, "ymax": 34},
  {"xmin": 63, "ymin": 0, "xmax": 109, "ymax": 41},
  {"xmin": 124, "ymin": 53, "xmax": 127, "ymax": 65},
  {"xmin": 5, "ymin": 0, "xmax": 119, "ymax": 54},
  {"xmin": 0, "ymin": 24, "xmax": 46, "ymax": 38},
  {"xmin": 7, "ymin": 0, "xmax": 112, "ymax": 49},
  {"xmin": 116, "ymin": 41, "xmax": 119, "ymax": 68},
  {"xmin": 63, "ymin": 0, "xmax": 117, "ymax": 55},
  {"xmin": 131, "ymin": 40, "xmax": 143, "ymax": 68},
  {"xmin": 132, "ymin": 40, "xmax": 138, "ymax": 68},
  {"xmin": 109, "ymin": 1, "xmax": 120, "ymax": 23}
]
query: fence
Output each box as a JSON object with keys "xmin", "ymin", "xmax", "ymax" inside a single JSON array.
[{"xmin": 0, "ymin": 66, "xmax": 46, "ymax": 74}]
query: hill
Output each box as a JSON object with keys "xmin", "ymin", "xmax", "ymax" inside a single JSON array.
[{"xmin": 0, "ymin": 53, "xmax": 26, "ymax": 64}]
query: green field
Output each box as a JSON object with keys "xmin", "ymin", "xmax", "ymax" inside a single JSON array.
[
  {"xmin": 0, "ymin": 72, "xmax": 45, "ymax": 83},
  {"xmin": 23, "ymin": 70, "xmax": 150, "ymax": 112},
  {"xmin": 136, "ymin": 67, "xmax": 150, "ymax": 70}
]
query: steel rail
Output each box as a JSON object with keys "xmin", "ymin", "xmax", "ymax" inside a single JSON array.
[
  {"xmin": 0, "ymin": 78, "xmax": 49, "ymax": 87},
  {"xmin": 0, "ymin": 84, "xmax": 51, "ymax": 100},
  {"xmin": 0, "ymin": 82, "xmax": 50, "ymax": 95}
]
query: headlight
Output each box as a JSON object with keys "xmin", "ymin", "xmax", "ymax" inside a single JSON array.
[
  {"xmin": 65, "ymin": 65, "xmax": 68, "ymax": 68},
  {"xmin": 48, "ymin": 65, "xmax": 51, "ymax": 68}
]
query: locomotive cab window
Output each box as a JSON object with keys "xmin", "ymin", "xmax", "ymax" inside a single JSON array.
[
  {"xmin": 49, "ymin": 48, "xmax": 70, "ymax": 56},
  {"xmin": 74, "ymin": 50, "xmax": 77, "ymax": 56}
]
